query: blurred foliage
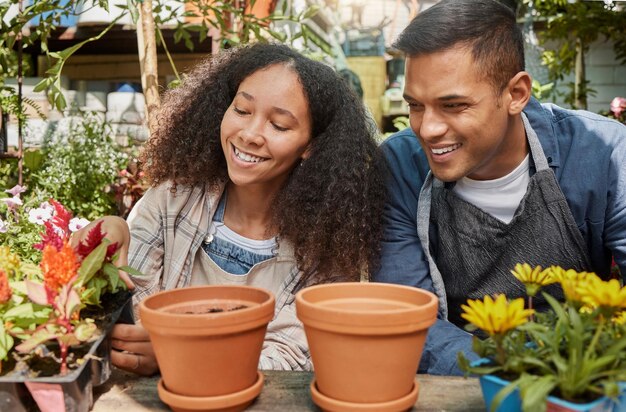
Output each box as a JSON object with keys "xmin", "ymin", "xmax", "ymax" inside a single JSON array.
[{"xmin": 518, "ymin": 0, "xmax": 626, "ymax": 108}]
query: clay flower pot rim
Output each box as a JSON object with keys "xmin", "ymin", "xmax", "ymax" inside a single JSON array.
[
  {"xmin": 310, "ymin": 377, "xmax": 420, "ymax": 411},
  {"xmin": 157, "ymin": 371, "xmax": 264, "ymax": 411},
  {"xmin": 139, "ymin": 285, "xmax": 275, "ymax": 332},
  {"xmin": 296, "ymin": 282, "xmax": 438, "ymax": 329}
]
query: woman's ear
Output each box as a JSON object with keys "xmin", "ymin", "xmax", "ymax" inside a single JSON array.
[
  {"xmin": 301, "ymin": 144, "xmax": 312, "ymax": 160},
  {"xmin": 506, "ymin": 71, "xmax": 532, "ymax": 115}
]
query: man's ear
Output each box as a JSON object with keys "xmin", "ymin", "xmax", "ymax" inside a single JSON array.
[{"xmin": 506, "ymin": 71, "xmax": 532, "ymax": 115}]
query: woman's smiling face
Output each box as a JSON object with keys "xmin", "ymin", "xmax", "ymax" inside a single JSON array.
[{"xmin": 220, "ymin": 63, "xmax": 312, "ymax": 192}]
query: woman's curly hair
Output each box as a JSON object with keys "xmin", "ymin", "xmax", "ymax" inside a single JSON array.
[{"xmin": 141, "ymin": 43, "xmax": 387, "ymax": 285}]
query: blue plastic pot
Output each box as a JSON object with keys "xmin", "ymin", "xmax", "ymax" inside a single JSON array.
[{"xmin": 473, "ymin": 359, "xmax": 626, "ymax": 412}]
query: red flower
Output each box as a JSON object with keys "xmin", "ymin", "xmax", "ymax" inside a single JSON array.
[
  {"xmin": 34, "ymin": 221, "xmax": 64, "ymax": 251},
  {"xmin": 74, "ymin": 221, "xmax": 119, "ymax": 260},
  {"xmin": 50, "ymin": 199, "xmax": 72, "ymax": 237},
  {"xmin": 0, "ymin": 269, "xmax": 11, "ymax": 304}
]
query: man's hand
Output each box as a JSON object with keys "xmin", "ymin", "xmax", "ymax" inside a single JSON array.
[{"xmin": 111, "ymin": 323, "xmax": 159, "ymax": 376}]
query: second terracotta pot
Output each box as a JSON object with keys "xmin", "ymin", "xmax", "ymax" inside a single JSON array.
[
  {"xmin": 295, "ymin": 282, "xmax": 438, "ymax": 407},
  {"xmin": 139, "ymin": 285, "xmax": 275, "ymax": 400}
]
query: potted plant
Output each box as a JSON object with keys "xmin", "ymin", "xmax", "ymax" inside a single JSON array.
[
  {"xmin": 139, "ymin": 285, "xmax": 275, "ymax": 412},
  {"xmin": 0, "ymin": 188, "xmax": 135, "ymax": 412},
  {"xmin": 295, "ymin": 282, "xmax": 438, "ymax": 412},
  {"xmin": 457, "ymin": 264, "xmax": 626, "ymax": 412}
]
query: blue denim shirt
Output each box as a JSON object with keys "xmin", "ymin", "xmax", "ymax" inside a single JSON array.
[
  {"xmin": 374, "ymin": 98, "xmax": 626, "ymax": 376},
  {"xmin": 202, "ymin": 193, "xmax": 276, "ymax": 275}
]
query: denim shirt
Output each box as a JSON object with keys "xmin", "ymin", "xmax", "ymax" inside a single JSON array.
[
  {"xmin": 374, "ymin": 98, "xmax": 626, "ymax": 375},
  {"xmin": 202, "ymin": 193, "xmax": 276, "ymax": 275}
]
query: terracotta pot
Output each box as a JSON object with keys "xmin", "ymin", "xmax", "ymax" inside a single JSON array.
[
  {"xmin": 295, "ymin": 282, "xmax": 438, "ymax": 410},
  {"xmin": 139, "ymin": 285, "xmax": 275, "ymax": 411}
]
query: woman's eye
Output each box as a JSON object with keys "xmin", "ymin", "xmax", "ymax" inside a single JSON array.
[
  {"xmin": 233, "ymin": 106, "xmax": 248, "ymax": 115},
  {"xmin": 272, "ymin": 123, "xmax": 289, "ymax": 132}
]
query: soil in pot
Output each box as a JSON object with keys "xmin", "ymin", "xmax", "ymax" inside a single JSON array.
[{"xmin": 163, "ymin": 299, "xmax": 256, "ymax": 315}]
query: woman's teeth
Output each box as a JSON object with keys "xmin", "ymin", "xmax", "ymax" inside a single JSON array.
[{"xmin": 234, "ymin": 147, "xmax": 265, "ymax": 163}]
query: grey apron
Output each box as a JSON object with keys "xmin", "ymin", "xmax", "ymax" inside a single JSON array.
[{"xmin": 417, "ymin": 113, "xmax": 593, "ymax": 326}]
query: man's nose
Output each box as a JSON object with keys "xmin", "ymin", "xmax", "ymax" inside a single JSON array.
[{"xmin": 418, "ymin": 109, "xmax": 448, "ymax": 141}]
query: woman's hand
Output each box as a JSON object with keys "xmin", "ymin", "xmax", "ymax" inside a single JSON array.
[
  {"xmin": 111, "ymin": 323, "xmax": 159, "ymax": 376},
  {"xmin": 71, "ymin": 216, "xmax": 135, "ymax": 289}
]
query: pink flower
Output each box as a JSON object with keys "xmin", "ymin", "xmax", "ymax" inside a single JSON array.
[
  {"xmin": 28, "ymin": 207, "xmax": 53, "ymax": 225},
  {"xmin": 69, "ymin": 217, "xmax": 90, "ymax": 233},
  {"xmin": 1, "ymin": 196, "xmax": 23, "ymax": 210},
  {"xmin": 5, "ymin": 185, "xmax": 26, "ymax": 197},
  {"xmin": 610, "ymin": 97, "xmax": 626, "ymax": 118}
]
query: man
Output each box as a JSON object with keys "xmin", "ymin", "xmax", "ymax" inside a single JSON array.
[{"xmin": 374, "ymin": 0, "xmax": 626, "ymax": 375}]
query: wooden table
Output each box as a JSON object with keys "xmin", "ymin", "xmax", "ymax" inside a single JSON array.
[{"xmin": 92, "ymin": 369, "xmax": 485, "ymax": 411}]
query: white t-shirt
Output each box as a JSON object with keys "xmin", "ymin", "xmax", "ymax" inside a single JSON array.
[
  {"xmin": 452, "ymin": 154, "xmax": 530, "ymax": 224},
  {"xmin": 212, "ymin": 221, "xmax": 276, "ymax": 255}
]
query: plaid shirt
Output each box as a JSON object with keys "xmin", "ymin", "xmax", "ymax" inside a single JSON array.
[{"xmin": 127, "ymin": 182, "xmax": 311, "ymax": 371}]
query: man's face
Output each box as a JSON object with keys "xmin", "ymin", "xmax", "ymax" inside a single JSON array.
[{"xmin": 403, "ymin": 45, "xmax": 526, "ymax": 182}]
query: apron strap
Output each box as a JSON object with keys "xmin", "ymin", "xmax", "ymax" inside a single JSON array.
[
  {"xmin": 417, "ymin": 171, "xmax": 449, "ymax": 318},
  {"xmin": 522, "ymin": 112, "xmax": 549, "ymax": 171},
  {"xmin": 417, "ymin": 112, "xmax": 550, "ymax": 319}
]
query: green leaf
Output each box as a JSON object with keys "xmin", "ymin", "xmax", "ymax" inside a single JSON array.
[
  {"xmin": 268, "ymin": 29, "xmax": 286, "ymax": 42},
  {"xmin": 0, "ymin": 322, "xmax": 14, "ymax": 361},
  {"xmin": 490, "ymin": 378, "xmax": 522, "ymax": 412},
  {"xmin": 74, "ymin": 321, "xmax": 97, "ymax": 342},
  {"xmin": 127, "ymin": 0, "xmax": 139, "ymax": 23},
  {"xmin": 25, "ymin": 280, "xmax": 48, "ymax": 306},
  {"xmin": 520, "ymin": 375, "xmax": 555, "ymax": 412},
  {"xmin": 64, "ymin": 287, "xmax": 82, "ymax": 318},
  {"xmin": 33, "ymin": 78, "xmax": 50, "ymax": 93},
  {"xmin": 102, "ymin": 263, "xmax": 121, "ymax": 292},
  {"xmin": 3, "ymin": 302, "xmax": 35, "ymax": 319},
  {"xmin": 15, "ymin": 327, "xmax": 57, "ymax": 353},
  {"xmin": 23, "ymin": 149, "xmax": 44, "ymax": 171},
  {"xmin": 77, "ymin": 241, "xmax": 109, "ymax": 286},
  {"xmin": 300, "ymin": 5, "xmax": 320, "ymax": 21},
  {"xmin": 118, "ymin": 265, "xmax": 145, "ymax": 278}
]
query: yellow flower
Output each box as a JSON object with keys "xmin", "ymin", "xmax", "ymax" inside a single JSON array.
[
  {"xmin": 461, "ymin": 294, "xmax": 535, "ymax": 336},
  {"xmin": 613, "ymin": 311, "xmax": 626, "ymax": 325},
  {"xmin": 577, "ymin": 277, "xmax": 626, "ymax": 314},
  {"xmin": 549, "ymin": 266, "xmax": 600, "ymax": 303},
  {"xmin": 0, "ymin": 246, "xmax": 20, "ymax": 279},
  {"xmin": 510, "ymin": 263, "xmax": 556, "ymax": 296}
]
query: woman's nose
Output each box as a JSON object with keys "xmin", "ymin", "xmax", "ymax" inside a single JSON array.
[{"xmin": 239, "ymin": 117, "xmax": 265, "ymax": 145}]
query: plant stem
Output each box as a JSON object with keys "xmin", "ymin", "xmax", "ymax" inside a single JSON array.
[
  {"xmin": 584, "ymin": 315, "xmax": 605, "ymax": 363},
  {"xmin": 495, "ymin": 335, "xmax": 506, "ymax": 367},
  {"xmin": 60, "ymin": 343, "xmax": 68, "ymax": 375}
]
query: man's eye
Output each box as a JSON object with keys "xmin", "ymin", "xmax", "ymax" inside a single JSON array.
[
  {"xmin": 444, "ymin": 103, "xmax": 467, "ymax": 110},
  {"xmin": 407, "ymin": 103, "xmax": 424, "ymax": 111}
]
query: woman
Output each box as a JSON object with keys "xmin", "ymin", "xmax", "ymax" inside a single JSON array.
[{"xmin": 97, "ymin": 43, "xmax": 386, "ymax": 375}]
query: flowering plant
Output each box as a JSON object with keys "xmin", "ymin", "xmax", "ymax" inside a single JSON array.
[
  {"xmin": 610, "ymin": 97, "xmax": 626, "ymax": 123},
  {"xmin": 458, "ymin": 264, "xmax": 626, "ymax": 412},
  {"xmin": 0, "ymin": 193, "xmax": 137, "ymax": 376}
]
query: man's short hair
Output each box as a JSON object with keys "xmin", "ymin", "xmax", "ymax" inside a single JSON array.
[{"xmin": 394, "ymin": 0, "xmax": 525, "ymax": 94}]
